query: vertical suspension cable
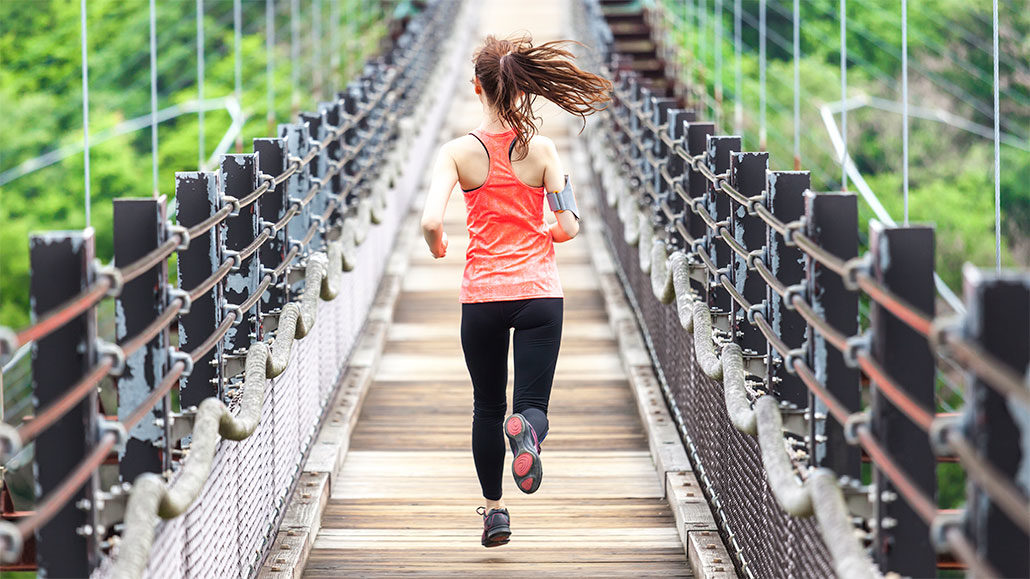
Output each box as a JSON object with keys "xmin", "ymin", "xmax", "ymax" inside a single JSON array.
[
  {"xmin": 291, "ymin": 0, "xmax": 300, "ymax": 113},
  {"xmin": 197, "ymin": 0, "xmax": 205, "ymax": 168},
  {"xmin": 902, "ymin": 0, "xmax": 909, "ymax": 224},
  {"xmin": 715, "ymin": 0, "xmax": 723, "ymax": 128},
  {"xmin": 684, "ymin": 0, "xmax": 693, "ymax": 103},
  {"xmin": 698, "ymin": 0, "xmax": 706, "ymax": 116},
  {"xmin": 234, "ymin": 0, "xmax": 243, "ymax": 153},
  {"xmin": 80, "ymin": 0, "xmax": 91, "ymax": 228},
  {"xmin": 759, "ymin": 0, "xmax": 767, "ymax": 151},
  {"xmin": 733, "ymin": 0, "xmax": 742, "ymax": 134},
  {"xmin": 267, "ymin": 0, "xmax": 276, "ymax": 136},
  {"xmin": 992, "ymin": 0, "xmax": 1001, "ymax": 270},
  {"xmin": 793, "ymin": 0, "xmax": 800, "ymax": 170},
  {"xmin": 149, "ymin": 0, "xmax": 159, "ymax": 197},
  {"xmin": 840, "ymin": 0, "xmax": 847, "ymax": 191},
  {"xmin": 313, "ymin": 0, "xmax": 323, "ymax": 102},
  {"xmin": 330, "ymin": 0, "xmax": 339, "ymax": 95}
]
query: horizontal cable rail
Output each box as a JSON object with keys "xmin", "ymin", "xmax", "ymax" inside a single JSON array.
[
  {"xmin": 580, "ymin": 6, "xmax": 1029, "ymax": 574},
  {"xmin": 0, "ymin": 1, "xmax": 461, "ymax": 575}
]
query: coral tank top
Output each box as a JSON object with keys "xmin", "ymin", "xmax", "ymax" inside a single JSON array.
[{"xmin": 459, "ymin": 128, "xmax": 563, "ymax": 303}]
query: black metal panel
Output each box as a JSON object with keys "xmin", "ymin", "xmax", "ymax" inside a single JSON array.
[
  {"xmin": 766, "ymin": 172, "xmax": 810, "ymax": 407},
  {"xmin": 254, "ymin": 138, "xmax": 289, "ymax": 313},
  {"xmin": 685, "ymin": 121, "xmax": 714, "ymax": 285},
  {"xmin": 221, "ymin": 154, "xmax": 260, "ymax": 357},
  {"xmin": 176, "ymin": 172, "xmax": 224, "ymax": 408},
  {"xmin": 114, "ymin": 198, "xmax": 170, "ymax": 480},
  {"xmin": 962, "ymin": 269, "xmax": 1030, "ymax": 577},
  {"xmin": 30, "ymin": 230, "xmax": 98, "ymax": 577},
  {"xmin": 300, "ymin": 110, "xmax": 328, "ymax": 251},
  {"xmin": 804, "ymin": 191, "xmax": 860, "ymax": 478},
  {"xmin": 868, "ymin": 221, "xmax": 936, "ymax": 576},
  {"xmin": 728, "ymin": 151, "xmax": 768, "ymax": 362},
  {"xmin": 664, "ymin": 109, "xmax": 696, "ymax": 252},
  {"xmin": 704, "ymin": 135, "xmax": 740, "ymax": 317}
]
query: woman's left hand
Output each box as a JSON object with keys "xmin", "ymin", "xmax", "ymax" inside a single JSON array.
[{"xmin": 431, "ymin": 231, "xmax": 449, "ymax": 259}]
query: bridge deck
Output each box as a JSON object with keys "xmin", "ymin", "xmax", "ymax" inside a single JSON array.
[{"xmin": 301, "ymin": 0, "xmax": 692, "ymax": 576}]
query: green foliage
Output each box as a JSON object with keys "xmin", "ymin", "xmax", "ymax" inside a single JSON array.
[
  {"xmin": 0, "ymin": 0, "xmax": 388, "ymax": 328},
  {"xmin": 659, "ymin": 0, "xmax": 1029, "ymax": 304}
]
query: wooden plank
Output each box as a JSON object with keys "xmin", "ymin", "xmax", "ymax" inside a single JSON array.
[{"xmin": 688, "ymin": 530, "xmax": 738, "ymax": 578}]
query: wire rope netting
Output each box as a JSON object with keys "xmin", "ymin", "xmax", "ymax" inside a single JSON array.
[{"xmin": 598, "ymin": 196, "xmax": 836, "ymax": 577}]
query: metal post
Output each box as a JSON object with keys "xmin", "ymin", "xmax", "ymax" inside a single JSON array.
[
  {"xmin": 728, "ymin": 151, "xmax": 768, "ymax": 373},
  {"xmin": 961, "ymin": 269, "xmax": 1029, "ymax": 577},
  {"xmin": 767, "ymin": 171, "xmax": 809, "ymax": 406},
  {"xmin": 281, "ymin": 122, "xmax": 312, "ymax": 293},
  {"xmin": 650, "ymin": 97, "xmax": 677, "ymax": 236},
  {"xmin": 114, "ymin": 198, "xmax": 171, "ymax": 479},
  {"xmin": 221, "ymin": 155, "xmax": 261, "ymax": 368},
  {"xmin": 30, "ymin": 230, "xmax": 98, "ymax": 577},
  {"xmin": 664, "ymin": 109, "xmax": 696, "ymax": 252},
  {"xmin": 322, "ymin": 100, "xmax": 346, "ymax": 202},
  {"xmin": 175, "ymin": 172, "xmax": 225, "ymax": 408},
  {"xmin": 804, "ymin": 191, "xmax": 860, "ymax": 478},
  {"xmin": 685, "ymin": 121, "xmax": 714, "ymax": 248},
  {"xmin": 704, "ymin": 135, "xmax": 741, "ymax": 329},
  {"xmin": 868, "ymin": 221, "xmax": 936, "ymax": 575},
  {"xmin": 300, "ymin": 109, "xmax": 329, "ymax": 251},
  {"xmin": 254, "ymin": 138, "xmax": 290, "ymax": 316}
]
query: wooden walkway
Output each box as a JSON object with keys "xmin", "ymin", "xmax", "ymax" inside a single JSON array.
[{"xmin": 301, "ymin": 0, "xmax": 693, "ymax": 576}]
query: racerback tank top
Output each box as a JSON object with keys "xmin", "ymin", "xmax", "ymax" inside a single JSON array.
[{"xmin": 459, "ymin": 128, "xmax": 563, "ymax": 303}]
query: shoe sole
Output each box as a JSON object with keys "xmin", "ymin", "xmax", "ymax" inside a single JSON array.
[
  {"xmin": 505, "ymin": 414, "xmax": 542, "ymax": 494},
  {"xmin": 483, "ymin": 527, "xmax": 511, "ymax": 548}
]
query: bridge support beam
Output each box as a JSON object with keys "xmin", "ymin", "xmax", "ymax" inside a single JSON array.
[
  {"xmin": 703, "ymin": 135, "xmax": 740, "ymax": 332},
  {"xmin": 869, "ymin": 221, "xmax": 936, "ymax": 576},
  {"xmin": 961, "ymin": 268, "xmax": 1029, "ymax": 578},
  {"xmin": 30, "ymin": 229, "xmax": 99, "ymax": 577},
  {"xmin": 804, "ymin": 192, "xmax": 860, "ymax": 479},
  {"xmin": 115, "ymin": 197, "xmax": 172, "ymax": 480},
  {"xmin": 176, "ymin": 172, "xmax": 225, "ymax": 408}
]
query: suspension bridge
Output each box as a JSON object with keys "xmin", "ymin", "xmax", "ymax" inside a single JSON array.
[{"xmin": 0, "ymin": 0, "xmax": 1027, "ymax": 577}]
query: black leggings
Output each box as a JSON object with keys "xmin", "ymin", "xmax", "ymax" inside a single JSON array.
[{"xmin": 460, "ymin": 297, "xmax": 563, "ymax": 501}]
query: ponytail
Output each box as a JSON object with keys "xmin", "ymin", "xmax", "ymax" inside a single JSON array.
[{"xmin": 473, "ymin": 34, "xmax": 612, "ymax": 160}]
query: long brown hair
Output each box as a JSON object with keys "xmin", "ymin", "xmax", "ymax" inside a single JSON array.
[{"xmin": 473, "ymin": 34, "xmax": 612, "ymax": 160}]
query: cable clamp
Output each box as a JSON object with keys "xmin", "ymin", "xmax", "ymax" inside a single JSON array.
[
  {"xmin": 310, "ymin": 176, "xmax": 325, "ymax": 188},
  {"xmin": 745, "ymin": 250, "xmax": 764, "ymax": 270},
  {"xmin": 842, "ymin": 253, "xmax": 872, "ymax": 291},
  {"xmin": 783, "ymin": 348, "xmax": 807, "ymax": 375},
  {"xmin": 783, "ymin": 218, "xmax": 806, "ymax": 246},
  {"xmin": 222, "ymin": 195, "xmax": 241, "ymax": 218},
  {"xmin": 98, "ymin": 419, "xmax": 128, "ymax": 454},
  {"xmin": 287, "ymin": 155, "xmax": 303, "ymax": 172},
  {"xmin": 689, "ymin": 238, "xmax": 707, "ymax": 256},
  {"xmin": 0, "ymin": 423, "xmax": 22, "ymax": 465},
  {"xmin": 169, "ymin": 348, "xmax": 194, "ymax": 378},
  {"xmin": 288, "ymin": 237, "xmax": 304, "ymax": 258},
  {"xmin": 843, "ymin": 412, "xmax": 869, "ymax": 445},
  {"xmin": 167, "ymin": 224, "xmax": 191, "ymax": 251},
  {"xmin": 928, "ymin": 315, "xmax": 961, "ymax": 350},
  {"xmin": 929, "ymin": 512, "xmax": 965, "ymax": 554},
  {"xmin": 95, "ymin": 260, "xmax": 124, "ymax": 298},
  {"xmin": 224, "ymin": 250, "xmax": 242, "ymax": 272},
  {"xmin": 745, "ymin": 192, "xmax": 767, "ymax": 214},
  {"xmin": 929, "ymin": 414, "xmax": 960, "ymax": 457},
  {"xmin": 223, "ymin": 301, "xmax": 244, "ymax": 327},
  {"xmin": 783, "ymin": 284, "xmax": 807, "ymax": 311},
  {"xmin": 0, "ymin": 520, "xmax": 23, "ymax": 564},
  {"xmin": 746, "ymin": 301, "xmax": 767, "ymax": 325},
  {"xmin": 168, "ymin": 287, "xmax": 192, "ymax": 316},
  {"xmin": 259, "ymin": 219, "xmax": 278, "ymax": 237},
  {"xmin": 260, "ymin": 266, "xmax": 280, "ymax": 285},
  {"xmin": 97, "ymin": 339, "xmax": 126, "ymax": 377},
  {"xmin": 843, "ymin": 331, "xmax": 871, "ymax": 369}
]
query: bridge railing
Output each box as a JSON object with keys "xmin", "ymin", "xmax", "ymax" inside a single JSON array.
[
  {"xmin": 0, "ymin": 1, "xmax": 461, "ymax": 576},
  {"xmin": 573, "ymin": 1, "xmax": 1029, "ymax": 578}
]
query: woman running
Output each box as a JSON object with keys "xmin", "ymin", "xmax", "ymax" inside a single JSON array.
[{"xmin": 419, "ymin": 34, "xmax": 611, "ymax": 548}]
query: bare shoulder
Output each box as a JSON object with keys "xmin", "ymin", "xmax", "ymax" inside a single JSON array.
[{"xmin": 528, "ymin": 134, "xmax": 560, "ymax": 160}]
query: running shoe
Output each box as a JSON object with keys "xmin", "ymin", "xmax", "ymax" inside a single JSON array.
[
  {"xmin": 505, "ymin": 413, "xmax": 543, "ymax": 494},
  {"xmin": 477, "ymin": 506, "xmax": 511, "ymax": 548}
]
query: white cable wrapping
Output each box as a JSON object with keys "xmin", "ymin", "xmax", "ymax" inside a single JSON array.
[
  {"xmin": 649, "ymin": 239, "xmax": 675, "ymax": 304},
  {"xmin": 721, "ymin": 343, "xmax": 757, "ymax": 435},
  {"xmin": 638, "ymin": 213, "xmax": 653, "ymax": 273},
  {"xmin": 603, "ymin": 177, "xmax": 879, "ymax": 578},
  {"xmin": 669, "ymin": 250, "xmax": 695, "ymax": 333}
]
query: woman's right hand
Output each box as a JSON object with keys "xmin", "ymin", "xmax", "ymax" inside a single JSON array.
[{"xmin": 432, "ymin": 231, "xmax": 449, "ymax": 259}]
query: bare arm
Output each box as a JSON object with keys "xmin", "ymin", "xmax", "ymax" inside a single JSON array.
[
  {"xmin": 540, "ymin": 138, "xmax": 580, "ymax": 242},
  {"xmin": 420, "ymin": 145, "xmax": 459, "ymax": 258}
]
